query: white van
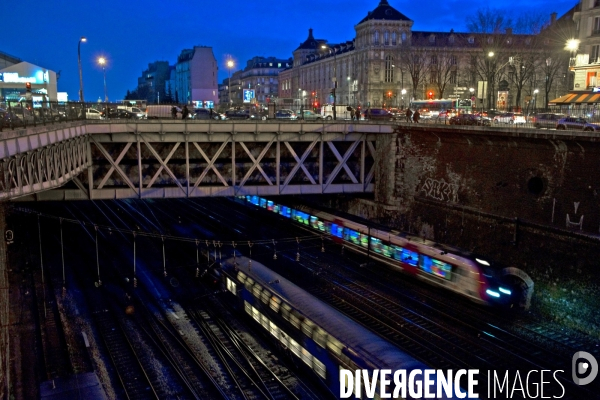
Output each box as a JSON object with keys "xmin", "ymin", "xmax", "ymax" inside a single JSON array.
[
  {"xmin": 321, "ymin": 104, "xmax": 354, "ymax": 120},
  {"xmin": 146, "ymin": 105, "xmax": 183, "ymax": 119}
]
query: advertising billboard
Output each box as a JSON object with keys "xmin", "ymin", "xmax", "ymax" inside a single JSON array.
[{"xmin": 243, "ymin": 89, "xmax": 255, "ymax": 103}]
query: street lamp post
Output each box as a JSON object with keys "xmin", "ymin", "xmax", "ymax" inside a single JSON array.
[
  {"xmin": 98, "ymin": 57, "xmax": 108, "ymax": 103},
  {"xmin": 469, "ymin": 88, "xmax": 475, "ymax": 113},
  {"xmin": 227, "ymin": 60, "xmax": 234, "ymax": 107},
  {"xmin": 321, "ymin": 45, "xmax": 337, "ymax": 120},
  {"xmin": 78, "ymin": 36, "xmax": 87, "ymax": 102},
  {"xmin": 401, "ymin": 89, "xmax": 406, "ymax": 109},
  {"xmin": 565, "ymin": 39, "xmax": 580, "ymax": 91},
  {"xmin": 533, "ymin": 89, "xmax": 539, "ymax": 113}
]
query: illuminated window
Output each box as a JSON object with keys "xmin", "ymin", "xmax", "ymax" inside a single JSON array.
[
  {"xmin": 226, "ymin": 278, "xmax": 237, "ymax": 294},
  {"xmin": 420, "ymin": 256, "xmax": 453, "ymax": 280},
  {"xmin": 400, "ymin": 248, "xmax": 418, "ymax": 266},
  {"xmin": 269, "ymin": 296, "xmax": 281, "ymax": 312}
]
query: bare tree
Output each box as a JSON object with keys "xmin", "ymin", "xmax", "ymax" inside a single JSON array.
[
  {"xmin": 431, "ymin": 49, "xmax": 457, "ymax": 99},
  {"xmin": 399, "ymin": 41, "xmax": 430, "ymax": 100}
]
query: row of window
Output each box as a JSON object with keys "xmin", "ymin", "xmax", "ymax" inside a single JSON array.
[
  {"xmin": 245, "ymin": 196, "xmax": 455, "ymax": 281},
  {"xmin": 372, "ymin": 31, "xmax": 407, "ymax": 46},
  {"xmin": 244, "ymin": 299, "xmax": 327, "ymax": 379}
]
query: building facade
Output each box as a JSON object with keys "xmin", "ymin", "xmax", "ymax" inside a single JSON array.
[
  {"xmin": 218, "ymin": 56, "xmax": 291, "ymax": 107},
  {"xmin": 0, "ymin": 52, "xmax": 58, "ymax": 103},
  {"xmin": 279, "ymin": 0, "xmax": 573, "ymax": 112},
  {"xmin": 176, "ymin": 46, "xmax": 218, "ymax": 107},
  {"xmin": 135, "ymin": 61, "xmax": 170, "ymax": 104},
  {"xmin": 571, "ymin": 0, "xmax": 600, "ymax": 90}
]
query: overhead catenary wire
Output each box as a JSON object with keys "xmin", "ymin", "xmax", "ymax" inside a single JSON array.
[{"xmin": 15, "ymin": 207, "xmax": 321, "ymax": 248}]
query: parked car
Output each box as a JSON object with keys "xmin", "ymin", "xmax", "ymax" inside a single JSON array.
[
  {"xmin": 225, "ymin": 109, "xmax": 251, "ymax": 120},
  {"xmin": 555, "ymin": 117, "xmax": 600, "ymax": 131},
  {"xmin": 532, "ymin": 113, "xmax": 565, "ymax": 129},
  {"xmin": 296, "ymin": 110, "xmax": 322, "ymax": 121},
  {"xmin": 364, "ymin": 108, "xmax": 396, "ymax": 121},
  {"xmin": 493, "ymin": 112, "xmax": 526, "ymax": 124},
  {"xmin": 275, "ymin": 109, "xmax": 297, "ymax": 120},
  {"xmin": 85, "ymin": 108, "xmax": 105, "ymax": 120},
  {"xmin": 449, "ymin": 113, "xmax": 491, "ymax": 126}
]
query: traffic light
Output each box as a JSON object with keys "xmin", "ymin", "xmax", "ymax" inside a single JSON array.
[
  {"xmin": 388, "ymin": 91, "xmax": 392, "ymax": 98},
  {"xmin": 25, "ymin": 82, "xmax": 31, "ymax": 93},
  {"xmin": 311, "ymin": 91, "xmax": 316, "ymax": 97},
  {"xmin": 428, "ymin": 91, "xmax": 434, "ymax": 99}
]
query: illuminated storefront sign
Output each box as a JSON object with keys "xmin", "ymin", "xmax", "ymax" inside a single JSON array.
[{"xmin": 0, "ymin": 70, "xmax": 49, "ymax": 84}]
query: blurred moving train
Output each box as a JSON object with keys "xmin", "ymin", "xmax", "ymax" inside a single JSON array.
[
  {"xmin": 221, "ymin": 256, "xmax": 468, "ymax": 399},
  {"xmin": 240, "ymin": 195, "xmax": 531, "ymax": 309}
]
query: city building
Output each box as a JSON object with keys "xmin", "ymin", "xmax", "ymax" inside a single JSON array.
[
  {"xmin": 550, "ymin": 0, "xmax": 600, "ymax": 107},
  {"xmin": 218, "ymin": 56, "xmax": 291, "ymax": 107},
  {"xmin": 0, "ymin": 51, "xmax": 58, "ymax": 103},
  {"xmin": 135, "ymin": 61, "xmax": 170, "ymax": 104},
  {"xmin": 279, "ymin": 0, "xmax": 573, "ymax": 112},
  {"xmin": 176, "ymin": 46, "xmax": 218, "ymax": 107}
]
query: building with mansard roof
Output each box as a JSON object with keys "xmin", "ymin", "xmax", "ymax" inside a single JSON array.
[{"xmin": 279, "ymin": 0, "xmax": 574, "ymax": 112}]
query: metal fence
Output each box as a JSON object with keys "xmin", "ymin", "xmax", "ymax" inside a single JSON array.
[{"xmin": 0, "ymin": 101, "xmax": 106, "ymax": 130}]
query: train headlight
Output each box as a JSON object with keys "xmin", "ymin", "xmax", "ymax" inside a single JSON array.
[
  {"xmin": 499, "ymin": 287, "xmax": 512, "ymax": 295},
  {"xmin": 485, "ymin": 289, "xmax": 500, "ymax": 298}
]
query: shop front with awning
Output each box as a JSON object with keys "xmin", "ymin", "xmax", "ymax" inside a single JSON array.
[
  {"xmin": 549, "ymin": 91, "xmax": 600, "ymax": 105},
  {"xmin": 548, "ymin": 91, "xmax": 600, "ymax": 119}
]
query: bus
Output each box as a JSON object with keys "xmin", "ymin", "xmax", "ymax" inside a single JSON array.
[{"xmin": 410, "ymin": 99, "xmax": 472, "ymax": 118}]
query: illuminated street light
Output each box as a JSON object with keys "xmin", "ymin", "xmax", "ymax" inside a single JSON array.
[
  {"xmin": 227, "ymin": 60, "xmax": 234, "ymax": 106},
  {"xmin": 78, "ymin": 36, "xmax": 87, "ymax": 102},
  {"xmin": 566, "ymin": 39, "xmax": 580, "ymax": 53},
  {"xmin": 98, "ymin": 57, "xmax": 108, "ymax": 102}
]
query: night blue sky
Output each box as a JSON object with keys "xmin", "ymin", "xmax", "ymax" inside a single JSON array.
[{"xmin": 4, "ymin": 0, "xmax": 576, "ymax": 102}]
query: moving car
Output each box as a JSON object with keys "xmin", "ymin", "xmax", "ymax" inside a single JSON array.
[
  {"xmin": 85, "ymin": 108, "xmax": 104, "ymax": 120},
  {"xmin": 364, "ymin": 108, "xmax": 396, "ymax": 121},
  {"xmin": 0, "ymin": 109, "xmax": 25, "ymax": 129},
  {"xmin": 274, "ymin": 109, "xmax": 297, "ymax": 120},
  {"xmin": 449, "ymin": 113, "xmax": 491, "ymax": 126},
  {"xmin": 103, "ymin": 108, "xmax": 137, "ymax": 119},
  {"xmin": 193, "ymin": 108, "xmax": 220, "ymax": 120},
  {"xmin": 117, "ymin": 106, "xmax": 146, "ymax": 119},
  {"xmin": 555, "ymin": 116, "xmax": 600, "ymax": 131},
  {"xmin": 224, "ymin": 109, "xmax": 251, "ymax": 120},
  {"xmin": 532, "ymin": 113, "xmax": 565, "ymax": 129},
  {"xmin": 493, "ymin": 112, "xmax": 526, "ymax": 125},
  {"xmin": 297, "ymin": 110, "xmax": 322, "ymax": 121}
]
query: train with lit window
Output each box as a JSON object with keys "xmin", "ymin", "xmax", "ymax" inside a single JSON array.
[
  {"xmin": 221, "ymin": 256, "xmax": 466, "ymax": 399},
  {"xmin": 239, "ymin": 195, "xmax": 530, "ymax": 309}
]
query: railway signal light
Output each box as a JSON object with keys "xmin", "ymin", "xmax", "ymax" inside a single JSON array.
[{"xmin": 133, "ymin": 277, "xmax": 137, "ymax": 288}]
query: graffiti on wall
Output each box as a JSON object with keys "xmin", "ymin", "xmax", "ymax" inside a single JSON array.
[{"xmin": 419, "ymin": 178, "xmax": 459, "ymax": 203}]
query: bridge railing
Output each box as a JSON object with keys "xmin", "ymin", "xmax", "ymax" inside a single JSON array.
[{"xmin": 0, "ymin": 100, "xmax": 98, "ymax": 130}]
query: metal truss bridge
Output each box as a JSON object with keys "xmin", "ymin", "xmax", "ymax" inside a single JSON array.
[{"xmin": 0, "ymin": 121, "xmax": 391, "ymax": 201}]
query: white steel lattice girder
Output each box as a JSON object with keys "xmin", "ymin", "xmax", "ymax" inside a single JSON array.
[{"xmin": 82, "ymin": 133, "xmax": 376, "ymax": 198}]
